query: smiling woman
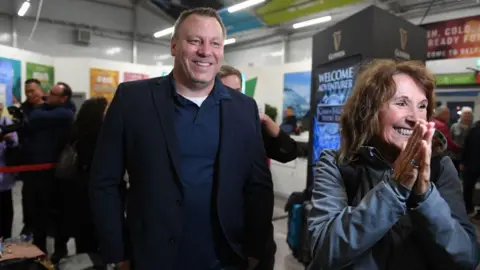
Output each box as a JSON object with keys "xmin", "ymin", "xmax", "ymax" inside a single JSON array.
[{"xmin": 307, "ymin": 59, "xmax": 479, "ymax": 270}]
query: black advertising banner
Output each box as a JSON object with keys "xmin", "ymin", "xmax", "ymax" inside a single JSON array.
[{"xmin": 311, "ymin": 55, "xmax": 361, "ymax": 167}]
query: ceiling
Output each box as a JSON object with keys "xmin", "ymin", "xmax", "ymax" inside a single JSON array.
[{"xmin": 149, "ymin": 0, "xmax": 480, "ymax": 49}]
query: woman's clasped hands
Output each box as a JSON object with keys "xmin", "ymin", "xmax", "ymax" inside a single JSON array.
[{"xmin": 392, "ymin": 120, "xmax": 436, "ymax": 196}]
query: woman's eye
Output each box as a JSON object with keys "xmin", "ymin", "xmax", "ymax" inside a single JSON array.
[{"xmin": 396, "ymin": 101, "xmax": 407, "ymax": 107}]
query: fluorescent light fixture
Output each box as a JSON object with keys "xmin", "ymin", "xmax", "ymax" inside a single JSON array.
[
  {"xmin": 224, "ymin": 38, "xmax": 236, "ymax": 45},
  {"xmin": 228, "ymin": 0, "xmax": 266, "ymax": 13},
  {"xmin": 18, "ymin": 0, "xmax": 30, "ymax": 17},
  {"xmin": 106, "ymin": 47, "xmax": 121, "ymax": 55},
  {"xmin": 153, "ymin": 27, "xmax": 174, "ymax": 38},
  {"xmin": 293, "ymin": 15, "xmax": 332, "ymax": 29}
]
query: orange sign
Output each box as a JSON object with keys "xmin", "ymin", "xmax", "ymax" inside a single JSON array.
[{"xmin": 90, "ymin": 68, "xmax": 119, "ymax": 102}]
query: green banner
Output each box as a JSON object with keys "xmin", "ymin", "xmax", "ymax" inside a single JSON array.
[
  {"xmin": 436, "ymin": 73, "xmax": 477, "ymax": 85},
  {"xmin": 245, "ymin": 77, "xmax": 257, "ymax": 97},
  {"xmin": 26, "ymin": 62, "xmax": 54, "ymax": 92},
  {"xmin": 256, "ymin": 0, "xmax": 365, "ymax": 25}
]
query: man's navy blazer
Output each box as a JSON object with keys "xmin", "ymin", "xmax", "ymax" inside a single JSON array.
[{"xmin": 89, "ymin": 74, "xmax": 274, "ymax": 270}]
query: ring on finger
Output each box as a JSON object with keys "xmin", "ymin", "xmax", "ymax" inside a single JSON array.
[{"xmin": 410, "ymin": 159, "xmax": 419, "ymax": 169}]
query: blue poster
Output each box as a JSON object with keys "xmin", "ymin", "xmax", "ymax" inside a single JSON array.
[
  {"xmin": 283, "ymin": 71, "xmax": 311, "ymax": 120},
  {"xmin": 311, "ymin": 56, "xmax": 361, "ymax": 165},
  {"xmin": 0, "ymin": 57, "xmax": 21, "ymax": 106}
]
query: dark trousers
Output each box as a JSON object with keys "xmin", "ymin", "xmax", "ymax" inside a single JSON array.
[
  {"xmin": 0, "ymin": 189, "xmax": 13, "ymax": 239},
  {"xmin": 463, "ymin": 169, "xmax": 480, "ymax": 213},
  {"xmin": 21, "ymin": 172, "xmax": 35, "ymax": 234},
  {"xmin": 23, "ymin": 169, "xmax": 67, "ymax": 254}
]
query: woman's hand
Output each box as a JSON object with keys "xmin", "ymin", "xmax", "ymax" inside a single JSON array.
[
  {"xmin": 413, "ymin": 121, "xmax": 435, "ymax": 195},
  {"xmin": 392, "ymin": 122, "xmax": 427, "ymax": 190}
]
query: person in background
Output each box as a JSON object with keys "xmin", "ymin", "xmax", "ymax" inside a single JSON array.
[
  {"xmin": 281, "ymin": 106, "xmax": 298, "ymax": 134},
  {"xmin": 450, "ymin": 106, "xmax": 473, "ymax": 171},
  {"xmin": 20, "ymin": 79, "xmax": 46, "ymax": 236},
  {"xmin": 61, "ymin": 97, "xmax": 108, "ymax": 255},
  {"xmin": 308, "ymin": 59, "xmax": 478, "ymax": 269},
  {"xmin": 218, "ymin": 65, "xmax": 298, "ymax": 163},
  {"xmin": 433, "ymin": 106, "xmax": 461, "ymax": 155},
  {"xmin": 218, "ymin": 64, "xmax": 297, "ymax": 270},
  {"xmin": 22, "ymin": 82, "xmax": 75, "ymax": 260},
  {"xmin": 461, "ymin": 117, "xmax": 480, "ymax": 215},
  {"xmin": 0, "ymin": 103, "xmax": 19, "ymax": 239},
  {"xmin": 89, "ymin": 7, "xmax": 272, "ymax": 270}
]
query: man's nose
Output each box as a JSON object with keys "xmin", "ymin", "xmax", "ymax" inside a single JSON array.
[{"xmin": 198, "ymin": 43, "xmax": 213, "ymax": 56}]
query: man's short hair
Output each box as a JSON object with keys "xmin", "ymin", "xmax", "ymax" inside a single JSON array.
[
  {"xmin": 218, "ymin": 65, "xmax": 242, "ymax": 84},
  {"xmin": 25, "ymin": 78, "xmax": 41, "ymax": 86},
  {"xmin": 57, "ymin": 82, "xmax": 72, "ymax": 99},
  {"xmin": 172, "ymin": 7, "xmax": 226, "ymax": 40}
]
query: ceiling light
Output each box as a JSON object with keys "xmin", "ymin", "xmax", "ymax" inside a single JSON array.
[
  {"xmin": 153, "ymin": 27, "xmax": 174, "ymax": 38},
  {"xmin": 228, "ymin": 0, "xmax": 266, "ymax": 13},
  {"xmin": 224, "ymin": 38, "xmax": 236, "ymax": 45},
  {"xmin": 293, "ymin": 15, "xmax": 332, "ymax": 29},
  {"xmin": 106, "ymin": 47, "xmax": 121, "ymax": 55},
  {"xmin": 18, "ymin": 0, "xmax": 30, "ymax": 17}
]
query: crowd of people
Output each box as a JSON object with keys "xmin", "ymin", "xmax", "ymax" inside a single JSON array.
[{"xmin": 0, "ymin": 5, "xmax": 479, "ymax": 270}]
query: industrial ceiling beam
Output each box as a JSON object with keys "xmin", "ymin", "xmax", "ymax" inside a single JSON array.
[{"xmin": 77, "ymin": 0, "xmax": 134, "ymax": 10}]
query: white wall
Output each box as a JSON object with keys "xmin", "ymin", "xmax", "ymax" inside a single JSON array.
[
  {"xmin": 54, "ymin": 57, "xmax": 172, "ymax": 98},
  {"xmin": 0, "ymin": 0, "xmax": 174, "ymax": 66},
  {"xmin": 426, "ymin": 58, "xmax": 479, "ymax": 74},
  {"xmin": 0, "ymin": 43, "xmax": 172, "ymax": 102}
]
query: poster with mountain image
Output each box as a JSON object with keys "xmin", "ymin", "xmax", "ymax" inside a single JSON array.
[
  {"xmin": 0, "ymin": 57, "xmax": 21, "ymax": 106},
  {"xmin": 283, "ymin": 71, "xmax": 311, "ymax": 123},
  {"xmin": 311, "ymin": 55, "xmax": 362, "ymax": 166}
]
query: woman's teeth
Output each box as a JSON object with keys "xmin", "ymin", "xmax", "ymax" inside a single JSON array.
[{"xmin": 394, "ymin": 128, "xmax": 413, "ymax": 136}]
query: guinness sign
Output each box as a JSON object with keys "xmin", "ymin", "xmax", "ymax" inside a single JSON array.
[
  {"xmin": 400, "ymin": 28, "xmax": 408, "ymax": 50},
  {"xmin": 395, "ymin": 28, "xmax": 411, "ymax": 60},
  {"xmin": 333, "ymin": 31, "xmax": 342, "ymax": 51},
  {"xmin": 329, "ymin": 30, "xmax": 346, "ymax": 61}
]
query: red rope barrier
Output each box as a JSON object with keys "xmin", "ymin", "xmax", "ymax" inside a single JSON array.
[{"xmin": 0, "ymin": 163, "xmax": 56, "ymax": 173}]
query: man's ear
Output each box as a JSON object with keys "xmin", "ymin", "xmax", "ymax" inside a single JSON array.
[{"xmin": 170, "ymin": 39, "xmax": 176, "ymax": 57}]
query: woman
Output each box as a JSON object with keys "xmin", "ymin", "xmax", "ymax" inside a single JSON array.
[
  {"xmin": 308, "ymin": 60, "xmax": 478, "ymax": 270},
  {"xmin": 61, "ymin": 97, "xmax": 108, "ymax": 254},
  {"xmin": 0, "ymin": 103, "xmax": 18, "ymax": 239}
]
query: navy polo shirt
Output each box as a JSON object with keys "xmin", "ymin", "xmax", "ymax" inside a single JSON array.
[{"xmin": 171, "ymin": 76, "xmax": 231, "ymax": 270}]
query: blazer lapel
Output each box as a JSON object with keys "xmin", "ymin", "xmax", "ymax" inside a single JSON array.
[
  {"xmin": 150, "ymin": 76, "xmax": 184, "ymax": 195},
  {"xmin": 217, "ymin": 98, "xmax": 235, "ymax": 185}
]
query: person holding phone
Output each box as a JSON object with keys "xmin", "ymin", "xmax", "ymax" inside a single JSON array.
[{"xmin": 308, "ymin": 59, "xmax": 478, "ymax": 270}]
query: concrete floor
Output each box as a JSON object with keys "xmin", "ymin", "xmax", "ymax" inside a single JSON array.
[
  {"xmin": 10, "ymin": 182, "xmax": 304, "ymax": 270},
  {"xmin": 11, "ymin": 182, "xmax": 480, "ymax": 270}
]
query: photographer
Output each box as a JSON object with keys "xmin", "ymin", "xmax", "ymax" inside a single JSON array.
[{"xmin": 21, "ymin": 82, "xmax": 76, "ymax": 261}]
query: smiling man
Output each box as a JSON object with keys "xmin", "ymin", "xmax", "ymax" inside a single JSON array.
[{"xmin": 89, "ymin": 7, "xmax": 273, "ymax": 270}]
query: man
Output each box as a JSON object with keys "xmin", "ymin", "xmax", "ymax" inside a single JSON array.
[
  {"xmin": 450, "ymin": 106, "xmax": 473, "ymax": 170},
  {"xmin": 20, "ymin": 79, "xmax": 45, "ymax": 236},
  {"xmin": 218, "ymin": 65, "xmax": 297, "ymax": 269},
  {"xmin": 462, "ymin": 117, "xmax": 480, "ymax": 215},
  {"xmin": 21, "ymin": 82, "xmax": 75, "ymax": 259},
  {"xmin": 89, "ymin": 7, "xmax": 273, "ymax": 270},
  {"xmin": 218, "ymin": 65, "xmax": 297, "ymax": 163}
]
